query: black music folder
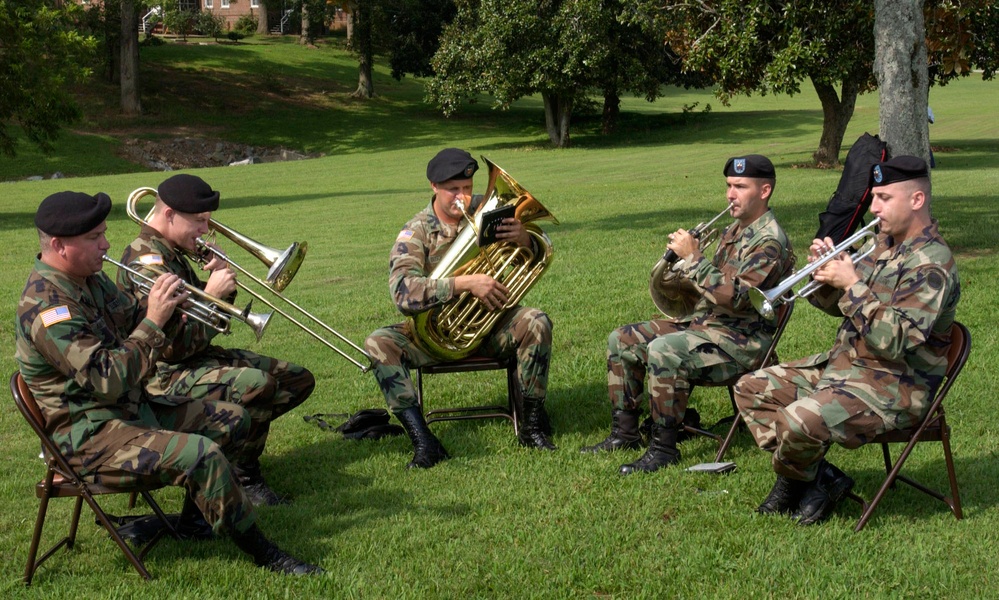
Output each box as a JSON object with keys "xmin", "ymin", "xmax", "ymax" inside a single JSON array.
[{"xmin": 477, "ymin": 204, "xmax": 515, "ymax": 246}]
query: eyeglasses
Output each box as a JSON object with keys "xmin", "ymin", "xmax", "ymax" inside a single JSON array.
[{"xmin": 302, "ymin": 413, "xmax": 347, "ymax": 431}]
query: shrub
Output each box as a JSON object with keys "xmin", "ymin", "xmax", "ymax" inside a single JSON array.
[
  {"xmin": 195, "ymin": 11, "xmax": 226, "ymax": 41},
  {"xmin": 227, "ymin": 30, "xmax": 246, "ymax": 42},
  {"xmin": 233, "ymin": 14, "xmax": 258, "ymax": 36}
]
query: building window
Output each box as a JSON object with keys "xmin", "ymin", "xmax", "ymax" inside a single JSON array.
[
  {"xmin": 221, "ymin": 0, "xmax": 230, "ymax": 8},
  {"xmin": 251, "ymin": 0, "xmax": 259, "ymax": 6},
  {"xmin": 205, "ymin": 0, "xmax": 213, "ymax": 8}
]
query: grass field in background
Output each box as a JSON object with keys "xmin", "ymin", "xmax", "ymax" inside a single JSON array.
[{"xmin": 0, "ymin": 38, "xmax": 997, "ymax": 598}]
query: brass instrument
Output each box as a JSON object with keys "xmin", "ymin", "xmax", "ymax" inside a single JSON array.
[
  {"xmin": 126, "ymin": 187, "xmax": 373, "ymax": 372},
  {"xmin": 749, "ymin": 218, "xmax": 881, "ymax": 320},
  {"xmin": 649, "ymin": 204, "xmax": 732, "ymax": 318},
  {"xmin": 102, "ymin": 255, "xmax": 275, "ymax": 339},
  {"xmin": 411, "ymin": 157, "xmax": 558, "ymax": 361}
]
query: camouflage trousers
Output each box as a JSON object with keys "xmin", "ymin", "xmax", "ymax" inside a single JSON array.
[
  {"xmin": 607, "ymin": 320, "xmax": 746, "ymax": 426},
  {"xmin": 89, "ymin": 397, "xmax": 257, "ymax": 534},
  {"xmin": 734, "ymin": 363, "xmax": 889, "ymax": 481},
  {"xmin": 152, "ymin": 346, "xmax": 316, "ymax": 464},
  {"xmin": 365, "ymin": 306, "xmax": 552, "ymax": 412}
]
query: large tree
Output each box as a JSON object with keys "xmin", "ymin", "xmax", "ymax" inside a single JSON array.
[
  {"xmin": 0, "ymin": 1, "xmax": 95, "ymax": 157},
  {"xmin": 627, "ymin": 0, "xmax": 877, "ymax": 167},
  {"xmin": 120, "ymin": 0, "xmax": 141, "ymax": 115}
]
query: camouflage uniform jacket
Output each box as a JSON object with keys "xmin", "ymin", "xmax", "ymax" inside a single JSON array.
[
  {"xmin": 117, "ymin": 225, "xmax": 224, "ymax": 384},
  {"xmin": 15, "ymin": 258, "xmax": 182, "ymax": 471},
  {"xmin": 389, "ymin": 196, "xmax": 484, "ymax": 316},
  {"xmin": 804, "ymin": 219, "xmax": 960, "ymax": 428},
  {"xmin": 674, "ymin": 208, "xmax": 795, "ymax": 369}
]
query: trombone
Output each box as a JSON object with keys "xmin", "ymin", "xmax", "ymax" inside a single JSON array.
[
  {"xmin": 126, "ymin": 187, "xmax": 373, "ymax": 372},
  {"xmin": 748, "ymin": 218, "xmax": 881, "ymax": 320}
]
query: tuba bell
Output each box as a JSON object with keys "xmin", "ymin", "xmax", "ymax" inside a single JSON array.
[
  {"xmin": 649, "ymin": 203, "xmax": 731, "ymax": 319},
  {"xmin": 411, "ymin": 157, "xmax": 558, "ymax": 361}
]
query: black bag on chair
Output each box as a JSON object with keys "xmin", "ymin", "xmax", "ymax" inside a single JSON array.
[{"xmin": 815, "ymin": 133, "xmax": 889, "ymax": 245}]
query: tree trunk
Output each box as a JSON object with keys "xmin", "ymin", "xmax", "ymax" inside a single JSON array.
[
  {"xmin": 346, "ymin": 2, "xmax": 355, "ymax": 43},
  {"xmin": 300, "ymin": 7, "xmax": 311, "ymax": 45},
  {"xmin": 874, "ymin": 0, "xmax": 930, "ymax": 162},
  {"xmin": 601, "ymin": 90, "xmax": 620, "ymax": 135},
  {"xmin": 811, "ymin": 77, "xmax": 860, "ymax": 167},
  {"xmin": 350, "ymin": 0, "xmax": 374, "ymax": 98},
  {"xmin": 256, "ymin": 6, "xmax": 269, "ymax": 35},
  {"xmin": 542, "ymin": 92, "xmax": 573, "ymax": 148},
  {"xmin": 120, "ymin": 0, "xmax": 141, "ymax": 116}
]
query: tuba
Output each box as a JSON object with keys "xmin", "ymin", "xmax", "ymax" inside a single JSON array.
[
  {"xmin": 649, "ymin": 203, "xmax": 731, "ymax": 318},
  {"xmin": 411, "ymin": 157, "xmax": 558, "ymax": 361}
]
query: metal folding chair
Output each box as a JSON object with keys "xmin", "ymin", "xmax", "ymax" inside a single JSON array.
[
  {"xmin": 10, "ymin": 371, "xmax": 177, "ymax": 584},
  {"xmin": 415, "ymin": 356, "xmax": 520, "ymax": 435},
  {"xmin": 846, "ymin": 321, "xmax": 971, "ymax": 532},
  {"xmin": 684, "ymin": 300, "xmax": 795, "ymax": 461}
]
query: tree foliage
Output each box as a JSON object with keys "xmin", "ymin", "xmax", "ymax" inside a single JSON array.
[
  {"xmin": 625, "ymin": 0, "xmax": 877, "ymax": 166},
  {"xmin": 0, "ymin": 0, "xmax": 95, "ymax": 157},
  {"xmin": 926, "ymin": 0, "xmax": 999, "ymax": 84}
]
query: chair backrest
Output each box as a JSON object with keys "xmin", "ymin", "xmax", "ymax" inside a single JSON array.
[
  {"xmin": 927, "ymin": 321, "xmax": 972, "ymax": 416},
  {"xmin": 10, "ymin": 371, "xmax": 79, "ymax": 481}
]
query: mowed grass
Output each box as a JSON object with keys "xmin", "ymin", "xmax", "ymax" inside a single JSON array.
[{"xmin": 0, "ymin": 39, "xmax": 998, "ymax": 598}]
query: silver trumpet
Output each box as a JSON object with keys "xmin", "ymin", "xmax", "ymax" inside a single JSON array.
[
  {"xmin": 103, "ymin": 256, "xmax": 273, "ymax": 341},
  {"xmin": 748, "ymin": 218, "xmax": 881, "ymax": 320}
]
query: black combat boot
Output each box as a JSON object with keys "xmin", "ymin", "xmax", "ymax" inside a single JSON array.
[
  {"xmin": 619, "ymin": 422, "xmax": 681, "ymax": 475},
  {"xmin": 231, "ymin": 524, "xmax": 324, "ymax": 575},
  {"xmin": 792, "ymin": 460, "xmax": 855, "ymax": 526},
  {"xmin": 233, "ymin": 459, "xmax": 290, "ymax": 507},
  {"xmin": 396, "ymin": 406, "xmax": 450, "ymax": 469},
  {"xmin": 580, "ymin": 409, "xmax": 643, "ymax": 453},
  {"xmin": 176, "ymin": 491, "xmax": 216, "ymax": 541},
  {"xmin": 757, "ymin": 475, "xmax": 811, "ymax": 515},
  {"xmin": 518, "ymin": 397, "xmax": 557, "ymax": 450}
]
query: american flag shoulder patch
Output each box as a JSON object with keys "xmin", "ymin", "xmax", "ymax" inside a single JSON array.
[
  {"xmin": 40, "ymin": 305, "xmax": 71, "ymax": 328},
  {"xmin": 138, "ymin": 254, "xmax": 165, "ymax": 265},
  {"xmin": 397, "ymin": 229, "xmax": 415, "ymax": 242}
]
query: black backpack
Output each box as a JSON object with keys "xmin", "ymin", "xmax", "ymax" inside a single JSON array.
[{"xmin": 814, "ymin": 133, "xmax": 889, "ymax": 244}]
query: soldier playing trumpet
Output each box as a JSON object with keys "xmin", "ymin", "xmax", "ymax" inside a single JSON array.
[{"xmin": 583, "ymin": 155, "xmax": 795, "ymax": 474}]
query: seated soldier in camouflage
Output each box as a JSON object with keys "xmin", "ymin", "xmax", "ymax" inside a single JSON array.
[
  {"xmin": 735, "ymin": 156, "xmax": 961, "ymax": 525},
  {"xmin": 582, "ymin": 155, "xmax": 795, "ymax": 475},
  {"xmin": 117, "ymin": 174, "xmax": 316, "ymax": 506},
  {"xmin": 15, "ymin": 192, "xmax": 321, "ymax": 574},
  {"xmin": 365, "ymin": 148, "xmax": 555, "ymax": 469}
]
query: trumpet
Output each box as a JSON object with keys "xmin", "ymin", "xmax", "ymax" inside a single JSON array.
[
  {"xmin": 748, "ymin": 218, "xmax": 881, "ymax": 320},
  {"xmin": 126, "ymin": 187, "xmax": 372, "ymax": 372},
  {"xmin": 104, "ymin": 255, "xmax": 242, "ymax": 337}
]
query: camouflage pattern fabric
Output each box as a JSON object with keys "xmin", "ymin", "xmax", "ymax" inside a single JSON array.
[
  {"xmin": 608, "ymin": 209, "xmax": 794, "ymax": 425},
  {"xmin": 735, "ymin": 220, "xmax": 960, "ymax": 480},
  {"xmin": 118, "ymin": 225, "xmax": 316, "ymax": 463},
  {"xmin": 15, "ymin": 260, "xmax": 257, "ymax": 533},
  {"xmin": 365, "ymin": 197, "xmax": 552, "ymax": 412}
]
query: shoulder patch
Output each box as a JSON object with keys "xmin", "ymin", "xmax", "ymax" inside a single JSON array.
[
  {"xmin": 927, "ymin": 270, "xmax": 944, "ymax": 291},
  {"xmin": 40, "ymin": 305, "xmax": 72, "ymax": 328},
  {"xmin": 138, "ymin": 254, "xmax": 164, "ymax": 265},
  {"xmin": 764, "ymin": 244, "xmax": 779, "ymax": 260},
  {"xmin": 397, "ymin": 229, "xmax": 415, "ymax": 242}
]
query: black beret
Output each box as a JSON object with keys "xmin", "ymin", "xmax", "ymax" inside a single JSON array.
[
  {"xmin": 427, "ymin": 148, "xmax": 479, "ymax": 183},
  {"xmin": 870, "ymin": 155, "xmax": 929, "ymax": 188},
  {"xmin": 35, "ymin": 191, "xmax": 112, "ymax": 237},
  {"xmin": 723, "ymin": 154, "xmax": 776, "ymax": 179},
  {"xmin": 158, "ymin": 174, "xmax": 220, "ymax": 213}
]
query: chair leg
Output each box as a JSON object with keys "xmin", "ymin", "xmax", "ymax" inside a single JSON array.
[
  {"xmin": 715, "ymin": 412, "xmax": 741, "ymax": 462},
  {"xmin": 23, "ymin": 493, "xmax": 51, "ymax": 585},
  {"xmin": 68, "ymin": 495, "xmax": 84, "ymax": 549},
  {"xmin": 84, "ymin": 491, "xmax": 153, "ymax": 580},
  {"xmin": 940, "ymin": 421, "xmax": 963, "ymax": 519}
]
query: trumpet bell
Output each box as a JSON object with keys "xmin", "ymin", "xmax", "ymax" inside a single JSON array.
[{"xmin": 241, "ymin": 303, "xmax": 274, "ymax": 342}]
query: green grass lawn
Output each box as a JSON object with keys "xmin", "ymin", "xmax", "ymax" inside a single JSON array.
[{"xmin": 1, "ymin": 38, "xmax": 998, "ymax": 598}]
